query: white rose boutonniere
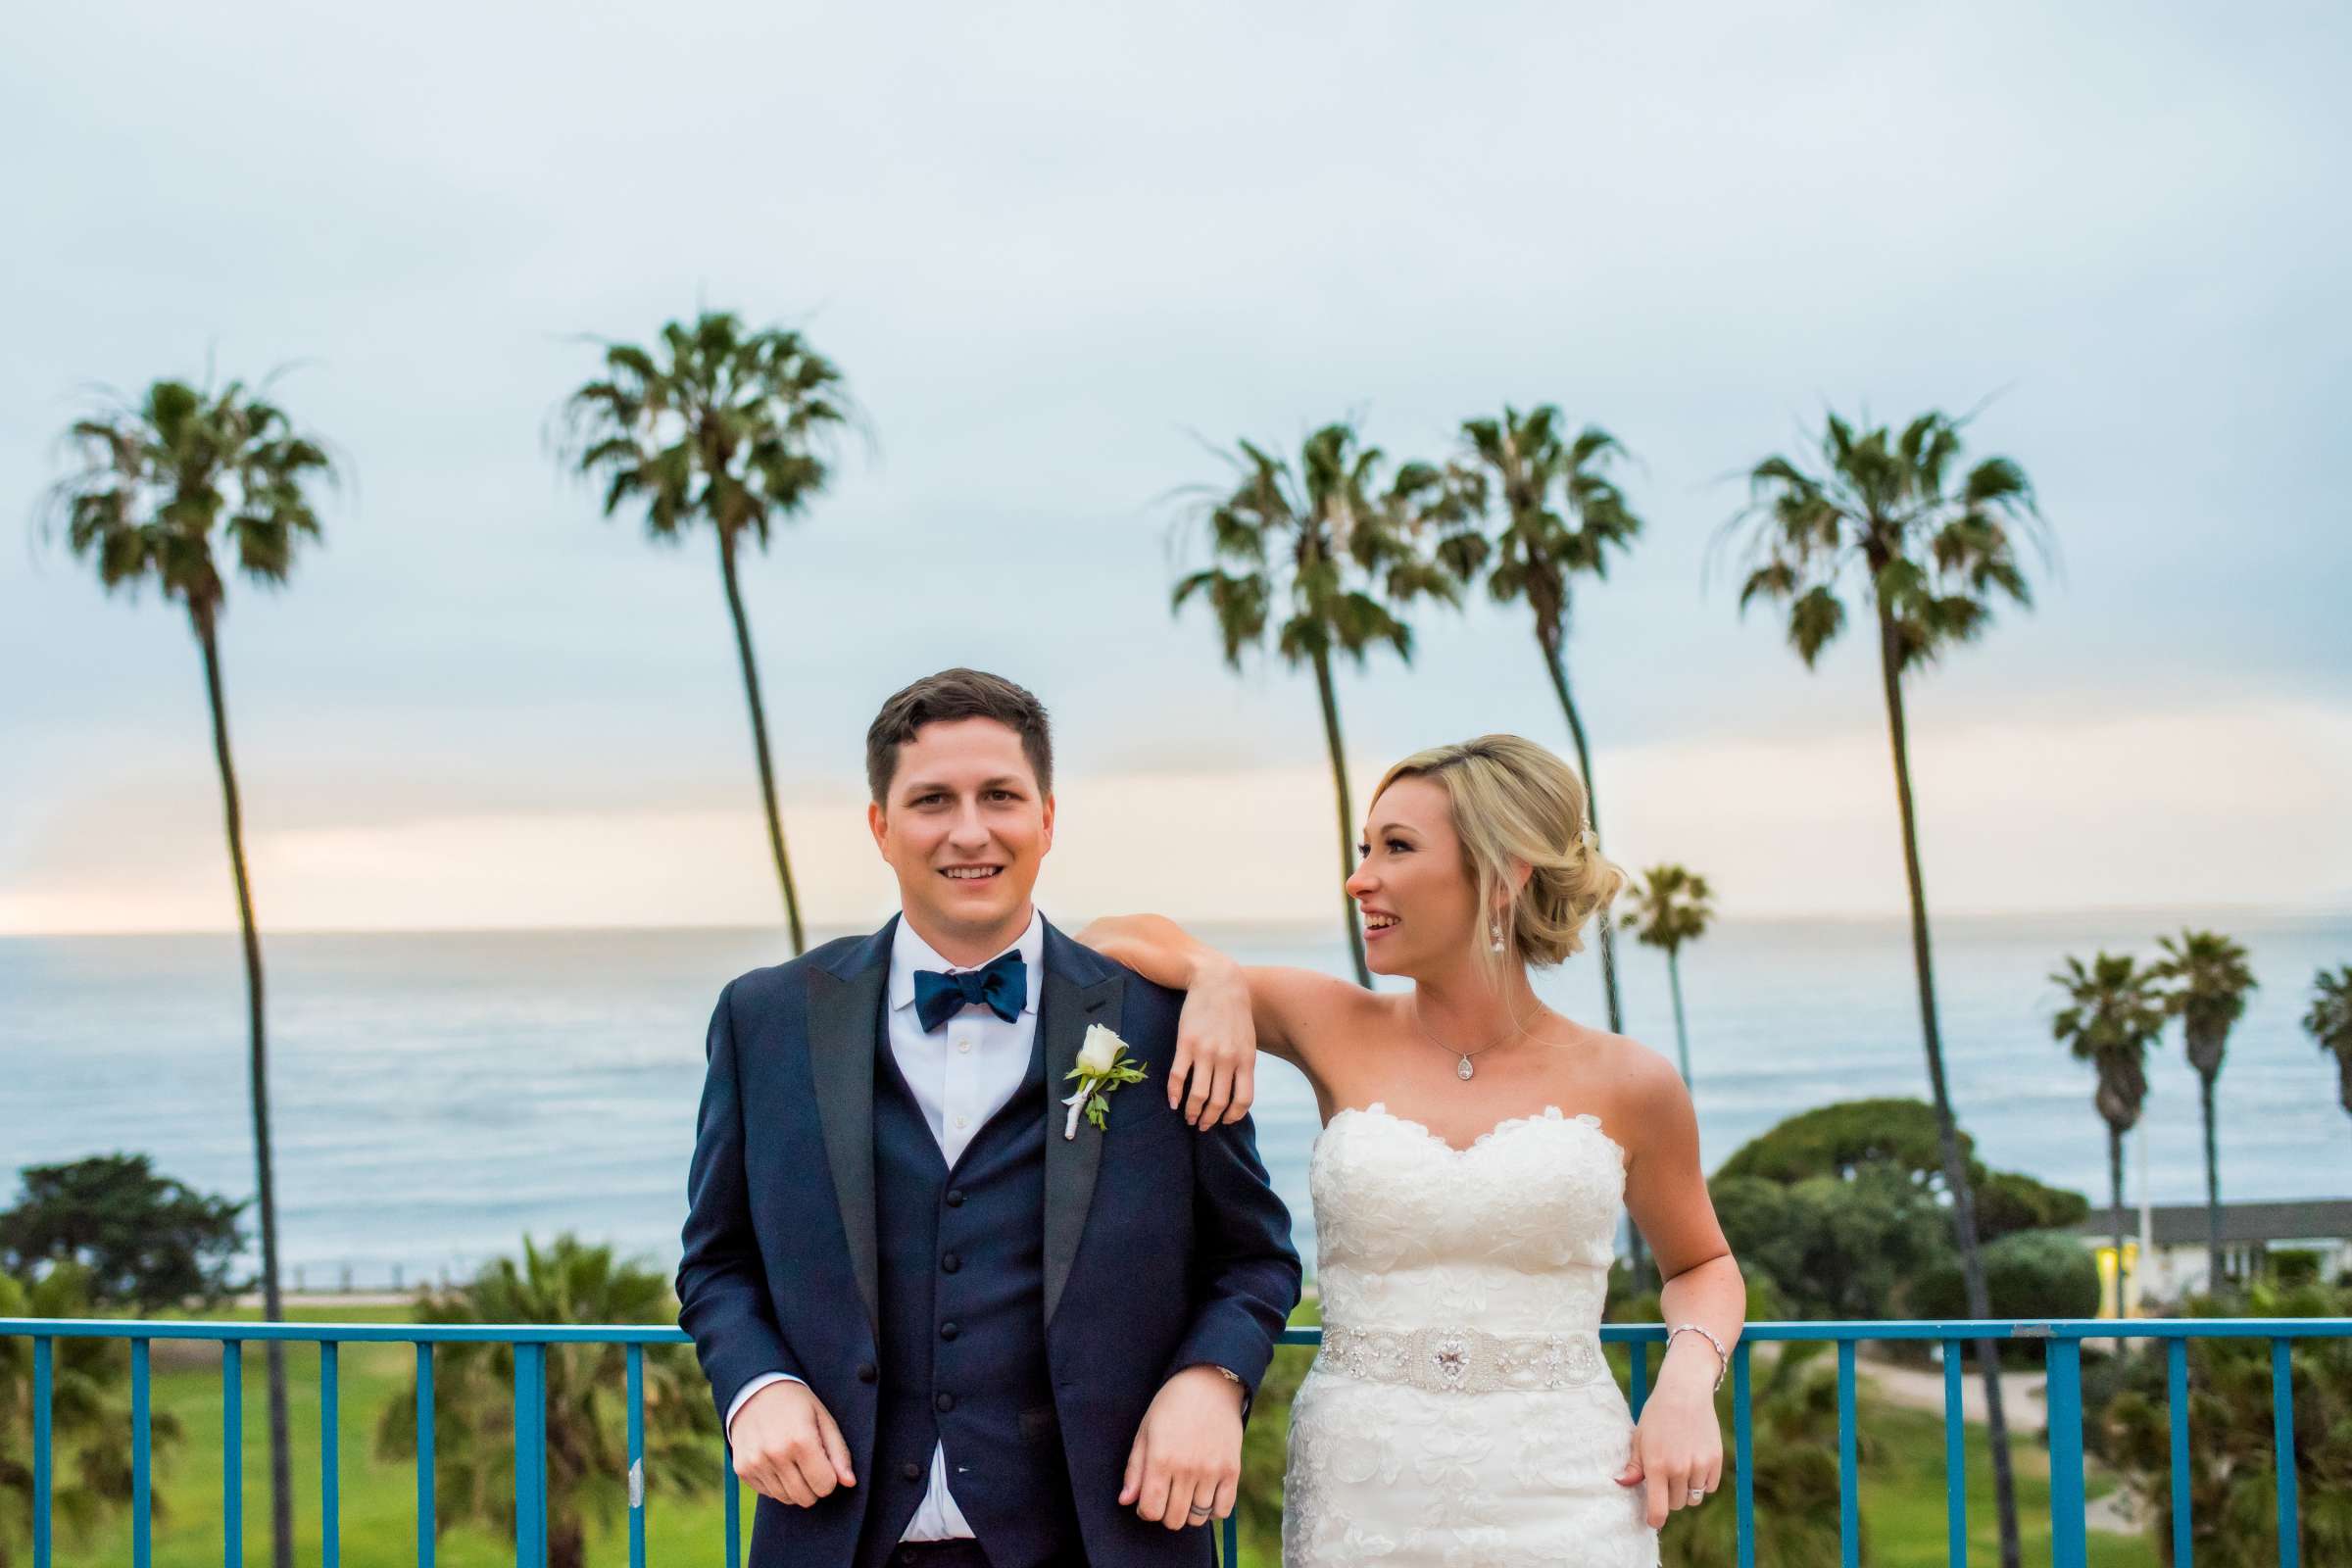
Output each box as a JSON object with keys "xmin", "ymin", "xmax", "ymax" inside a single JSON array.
[{"xmin": 1062, "ymin": 1023, "xmax": 1149, "ymax": 1140}]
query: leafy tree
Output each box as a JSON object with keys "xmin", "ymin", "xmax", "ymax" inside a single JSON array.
[
  {"xmin": 2150, "ymin": 930, "xmax": 2257, "ymax": 1291},
  {"xmin": 2306, "ymin": 965, "xmax": 2352, "ymax": 1122},
  {"xmin": 1971, "ymin": 1169, "xmax": 2090, "ymax": 1243},
  {"xmin": 45, "ymin": 373, "xmax": 334, "ymax": 1568},
  {"xmin": 1728, "ymin": 407, "xmax": 2045, "ymax": 1568},
  {"xmin": 2050, "ymin": 952, "xmax": 2169, "ymax": 1289},
  {"xmin": 0, "ymin": 1263, "xmax": 184, "ymax": 1565},
  {"xmin": 2090, "ymin": 1280, "xmax": 2351, "ymax": 1566},
  {"xmin": 1709, "ymin": 1168, "xmax": 1954, "ymax": 1322},
  {"xmin": 1172, "ymin": 421, "xmax": 1469, "ymax": 985},
  {"xmin": 1911, "ymin": 1229, "xmax": 2101, "ymax": 1322},
  {"xmin": 0, "ymin": 1154, "xmax": 244, "ymax": 1310},
  {"xmin": 564, "ymin": 312, "xmax": 857, "ymax": 955},
  {"xmin": 1456, "ymin": 405, "xmax": 1642, "ymax": 1032},
  {"xmin": 1622, "ymin": 863, "xmax": 1715, "ymax": 1091},
  {"xmin": 1714, "ymin": 1098, "xmax": 1975, "ymax": 1190},
  {"xmin": 375, "ymin": 1235, "xmax": 717, "ymax": 1568}
]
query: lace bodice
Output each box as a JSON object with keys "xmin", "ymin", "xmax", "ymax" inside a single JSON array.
[
  {"xmin": 1309, "ymin": 1102, "xmax": 1628, "ymax": 1337},
  {"xmin": 1284, "ymin": 1102, "xmax": 1656, "ymax": 1566}
]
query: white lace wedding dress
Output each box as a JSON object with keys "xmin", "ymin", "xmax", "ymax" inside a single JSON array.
[{"xmin": 1283, "ymin": 1103, "xmax": 1658, "ymax": 1567}]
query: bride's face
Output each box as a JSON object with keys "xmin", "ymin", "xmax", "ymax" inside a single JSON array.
[{"xmin": 1346, "ymin": 777, "xmax": 1480, "ymax": 977}]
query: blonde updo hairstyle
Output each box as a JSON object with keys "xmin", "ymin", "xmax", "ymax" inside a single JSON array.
[{"xmin": 1370, "ymin": 734, "xmax": 1628, "ymax": 977}]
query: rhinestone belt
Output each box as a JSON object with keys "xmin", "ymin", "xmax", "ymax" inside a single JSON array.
[{"xmin": 1314, "ymin": 1323, "xmax": 1608, "ymax": 1396}]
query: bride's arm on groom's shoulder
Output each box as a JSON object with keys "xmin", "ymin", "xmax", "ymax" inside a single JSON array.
[
  {"xmin": 1076, "ymin": 913, "xmax": 1354, "ymax": 1123},
  {"xmin": 1616, "ymin": 1045, "xmax": 1745, "ymax": 1530}
]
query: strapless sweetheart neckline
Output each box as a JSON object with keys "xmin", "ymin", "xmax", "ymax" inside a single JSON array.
[{"xmin": 1324, "ymin": 1100, "xmax": 1628, "ymax": 1165}]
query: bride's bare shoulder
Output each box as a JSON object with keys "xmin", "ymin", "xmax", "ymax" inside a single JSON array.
[{"xmin": 1543, "ymin": 1018, "xmax": 1689, "ymax": 1126}]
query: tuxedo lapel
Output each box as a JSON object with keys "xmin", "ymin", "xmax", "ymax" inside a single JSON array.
[
  {"xmin": 806, "ymin": 923, "xmax": 892, "ymax": 1341},
  {"xmin": 1041, "ymin": 924, "xmax": 1124, "ymax": 1327}
]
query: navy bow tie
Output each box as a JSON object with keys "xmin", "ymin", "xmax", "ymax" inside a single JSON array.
[{"xmin": 912, "ymin": 950, "xmax": 1027, "ymax": 1033}]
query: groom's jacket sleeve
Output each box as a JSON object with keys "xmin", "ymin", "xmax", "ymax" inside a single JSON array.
[
  {"xmin": 676, "ymin": 977, "xmax": 803, "ymax": 1429},
  {"xmin": 1164, "ymin": 1094, "xmax": 1303, "ymax": 1403}
]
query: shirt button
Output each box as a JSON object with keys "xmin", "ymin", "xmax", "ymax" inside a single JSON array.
[
  {"xmin": 956, "ymin": 1041, "xmax": 971, "ymax": 1054},
  {"xmin": 935, "ymin": 1392, "xmax": 956, "ymax": 1413},
  {"xmin": 941, "ymin": 1252, "xmax": 960, "ymax": 1274},
  {"xmin": 901, "ymin": 1461, "xmax": 923, "ymax": 1483},
  {"xmin": 954, "ymin": 1114, "xmax": 968, "ymax": 1129}
]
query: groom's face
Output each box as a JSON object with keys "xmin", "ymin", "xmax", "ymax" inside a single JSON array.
[{"xmin": 867, "ymin": 715, "xmax": 1054, "ymax": 953}]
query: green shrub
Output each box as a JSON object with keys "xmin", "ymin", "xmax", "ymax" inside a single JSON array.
[{"xmin": 1910, "ymin": 1229, "xmax": 2101, "ymax": 1321}]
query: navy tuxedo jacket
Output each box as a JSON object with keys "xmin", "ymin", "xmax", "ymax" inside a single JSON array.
[{"xmin": 676, "ymin": 916, "xmax": 1302, "ymax": 1567}]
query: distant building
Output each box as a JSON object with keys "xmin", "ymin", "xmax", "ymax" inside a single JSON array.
[{"xmin": 2078, "ymin": 1199, "xmax": 2352, "ymax": 1306}]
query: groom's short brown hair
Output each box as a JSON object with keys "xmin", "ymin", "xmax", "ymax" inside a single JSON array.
[{"xmin": 865, "ymin": 668, "xmax": 1054, "ymax": 804}]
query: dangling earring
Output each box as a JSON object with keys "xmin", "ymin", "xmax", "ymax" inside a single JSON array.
[{"xmin": 1489, "ymin": 916, "xmax": 1506, "ymax": 956}]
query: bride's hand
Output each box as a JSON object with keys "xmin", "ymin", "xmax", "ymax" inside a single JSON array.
[
  {"xmin": 1613, "ymin": 1378, "xmax": 1724, "ymax": 1530},
  {"xmin": 1166, "ymin": 954, "xmax": 1255, "ymax": 1128}
]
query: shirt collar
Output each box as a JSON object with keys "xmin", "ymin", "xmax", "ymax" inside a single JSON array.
[{"xmin": 888, "ymin": 907, "xmax": 1045, "ymax": 1015}]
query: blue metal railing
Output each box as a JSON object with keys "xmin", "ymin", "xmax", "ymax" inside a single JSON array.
[{"xmin": 4, "ymin": 1315, "xmax": 2345, "ymax": 1567}]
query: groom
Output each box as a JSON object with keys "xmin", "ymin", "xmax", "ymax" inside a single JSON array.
[{"xmin": 677, "ymin": 667, "xmax": 1301, "ymax": 1568}]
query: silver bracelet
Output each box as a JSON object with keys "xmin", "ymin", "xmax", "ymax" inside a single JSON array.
[{"xmin": 1667, "ymin": 1323, "xmax": 1729, "ymax": 1393}]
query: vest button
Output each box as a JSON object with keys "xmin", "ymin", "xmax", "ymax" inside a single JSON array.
[
  {"xmin": 901, "ymin": 1461, "xmax": 923, "ymax": 1483},
  {"xmin": 941, "ymin": 1251, "xmax": 960, "ymax": 1274},
  {"xmin": 945, "ymin": 1188, "xmax": 965, "ymax": 1207},
  {"xmin": 856, "ymin": 1362, "xmax": 878, "ymax": 1384},
  {"xmin": 939, "ymin": 1321, "xmax": 959, "ymax": 1341},
  {"xmin": 935, "ymin": 1392, "xmax": 956, "ymax": 1413}
]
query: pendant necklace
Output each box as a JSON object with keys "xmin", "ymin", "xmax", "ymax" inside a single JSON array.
[{"xmin": 1410, "ymin": 998, "xmax": 1538, "ymax": 1081}]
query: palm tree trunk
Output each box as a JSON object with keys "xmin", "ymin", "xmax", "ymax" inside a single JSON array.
[
  {"xmin": 2198, "ymin": 1070, "xmax": 2223, "ymax": 1293},
  {"xmin": 1875, "ymin": 611, "xmax": 2021, "ymax": 1568},
  {"xmin": 716, "ymin": 529, "xmax": 806, "ymax": 955},
  {"xmin": 1541, "ymin": 629, "xmax": 1649, "ymax": 1288},
  {"xmin": 194, "ymin": 604, "xmax": 295, "ymax": 1568},
  {"xmin": 1537, "ymin": 632, "xmax": 1623, "ymax": 1034},
  {"xmin": 2108, "ymin": 1123, "xmax": 2128, "ymax": 1311},
  {"xmin": 1667, "ymin": 948, "xmax": 1692, "ymax": 1089},
  {"xmin": 1308, "ymin": 647, "xmax": 1372, "ymax": 987}
]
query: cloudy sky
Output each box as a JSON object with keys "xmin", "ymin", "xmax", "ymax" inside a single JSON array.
[{"xmin": 3, "ymin": 2, "xmax": 2346, "ymax": 934}]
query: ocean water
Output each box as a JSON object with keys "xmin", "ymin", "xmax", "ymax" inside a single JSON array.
[{"xmin": 2, "ymin": 908, "xmax": 2346, "ymax": 1290}]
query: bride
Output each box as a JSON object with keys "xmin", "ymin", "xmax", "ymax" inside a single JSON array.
[{"xmin": 1082, "ymin": 734, "xmax": 1741, "ymax": 1566}]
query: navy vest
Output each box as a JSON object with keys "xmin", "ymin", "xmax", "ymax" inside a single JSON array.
[{"xmin": 857, "ymin": 1021, "xmax": 1078, "ymax": 1568}]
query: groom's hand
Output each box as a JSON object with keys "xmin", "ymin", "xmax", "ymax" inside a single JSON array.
[
  {"xmin": 1167, "ymin": 956, "xmax": 1256, "ymax": 1128},
  {"xmin": 1119, "ymin": 1364, "xmax": 1245, "ymax": 1530},
  {"xmin": 730, "ymin": 1380, "xmax": 856, "ymax": 1508}
]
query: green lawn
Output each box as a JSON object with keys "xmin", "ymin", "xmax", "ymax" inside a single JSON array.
[{"xmin": 14, "ymin": 1306, "xmax": 2161, "ymax": 1567}]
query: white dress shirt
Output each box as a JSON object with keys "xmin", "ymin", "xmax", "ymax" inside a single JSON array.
[{"xmin": 726, "ymin": 908, "xmax": 1045, "ymax": 1542}]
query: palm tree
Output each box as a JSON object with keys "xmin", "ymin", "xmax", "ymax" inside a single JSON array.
[
  {"xmin": 0, "ymin": 1264, "xmax": 184, "ymax": 1565},
  {"xmin": 2307, "ymin": 965, "xmax": 2352, "ymax": 1121},
  {"xmin": 2051, "ymin": 952, "xmax": 2169, "ymax": 1300},
  {"xmin": 564, "ymin": 312, "xmax": 855, "ymax": 955},
  {"xmin": 1621, "ymin": 864, "xmax": 1715, "ymax": 1090},
  {"xmin": 1727, "ymin": 407, "xmax": 2044, "ymax": 1568},
  {"xmin": 1458, "ymin": 406, "xmax": 1642, "ymax": 1034},
  {"xmin": 376, "ymin": 1235, "xmax": 718, "ymax": 1568},
  {"xmin": 2149, "ymin": 929, "xmax": 2257, "ymax": 1291},
  {"xmin": 1172, "ymin": 422, "xmax": 1469, "ymax": 985},
  {"xmin": 46, "ymin": 375, "xmax": 332, "ymax": 1568}
]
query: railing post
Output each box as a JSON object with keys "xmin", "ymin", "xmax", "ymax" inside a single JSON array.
[
  {"xmin": 1732, "ymin": 1341, "xmax": 1754, "ymax": 1568},
  {"xmin": 627, "ymin": 1343, "xmax": 647, "ymax": 1568},
  {"xmin": 1836, "ymin": 1339, "xmax": 1857, "ymax": 1568},
  {"xmin": 131, "ymin": 1336, "xmax": 151, "ymax": 1568},
  {"xmin": 2272, "ymin": 1338, "xmax": 2300, "ymax": 1568},
  {"xmin": 2166, "ymin": 1337, "xmax": 2191, "ymax": 1568},
  {"xmin": 723, "ymin": 1432, "xmax": 742, "ymax": 1567},
  {"xmin": 223, "ymin": 1338, "xmax": 243, "ymax": 1567},
  {"xmin": 417, "ymin": 1342, "xmax": 437, "ymax": 1568},
  {"xmin": 514, "ymin": 1342, "xmax": 547, "ymax": 1568},
  {"xmin": 1941, "ymin": 1339, "xmax": 1965, "ymax": 1566},
  {"xmin": 1630, "ymin": 1337, "xmax": 1649, "ymax": 1420},
  {"xmin": 32, "ymin": 1335, "xmax": 52, "ymax": 1568},
  {"xmin": 2045, "ymin": 1337, "xmax": 2087, "ymax": 1568},
  {"xmin": 322, "ymin": 1341, "xmax": 341, "ymax": 1568}
]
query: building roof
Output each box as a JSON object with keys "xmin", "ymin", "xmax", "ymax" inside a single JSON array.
[{"xmin": 2078, "ymin": 1200, "xmax": 2352, "ymax": 1248}]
